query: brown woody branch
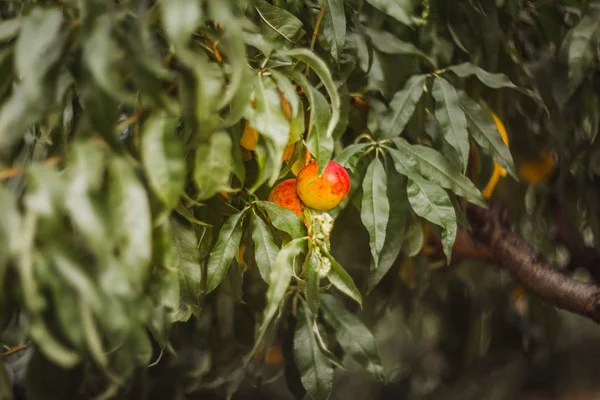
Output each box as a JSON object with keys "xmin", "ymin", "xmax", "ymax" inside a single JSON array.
[
  {"xmin": 430, "ymin": 204, "xmax": 600, "ymax": 323},
  {"xmin": 463, "ymin": 204, "xmax": 600, "ymax": 323}
]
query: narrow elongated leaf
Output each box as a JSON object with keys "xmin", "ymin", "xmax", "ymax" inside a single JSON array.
[
  {"xmin": 563, "ymin": 6, "xmax": 600, "ymax": 93},
  {"xmin": 406, "ymin": 176, "xmax": 457, "ymax": 261},
  {"xmin": 322, "ymin": 0, "xmax": 347, "ymax": 60},
  {"xmin": 255, "ymin": 0, "xmax": 305, "ymax": 43},
  {"xmin": 379, "ymin": 75, "xmax": 427, "ymax": 139},
  {"xmin": 457, "ymin": 92, "xmax": 517, "ymax": 178},
  {"xmin": 334, "ymin": 143, "xmax": 369, "ymax": 171},
  {"xmin": 249, "ymin": 238, "xmax": 306, "ymax": 360},
  {"xmin": 448, "ymin": 63, "xmax": 517, "ymax": 89},
  {"xmin": 160, "ymin": 0, "xmax": 203, "ymax": 47},
  {"xmin": 271, "ymin": 69, "xmax": 301, "ymax": 119},
  {"xmin": 321, "ymin": 294, "xmax": 384, "ymax": 380},
  {"xmin": 0, "ymin": 18, "xmax": 20, "ymax": 42},
  {"xmin": 367, "ymin": 28, "xmax": 436, "ymax": 67},
  {"xmin": 194, "ymin": 131, "xmax": 233, "ymax": 200},
  {"xmin": 141, "ymin": 112, "xmax": 186, "ymax": 209},
  {"xmin": 281, "ymin": 50, "xmax": 340, "ymax": 140},
  {"xmin": 390, "ymin": 139, "xmax": 486, "ymax": 207},
  {"xmin": 305, "ymin": 249, "xmax": 321, "ymax": 316},
  {"xmin": 171, "ymin": 218, "xmax": 203, "ymax": 320},
  {"xmin": 294, "ymin": 299, "xmax": 334, "ymax": 400},
  {"xmin": 258, "ymin": 201, "xmax": 306, "ymax": 239},
  {"xmin": 327, "ymin": 255, "xmax": 362, "ymax": 306},
  {"xmin": 432, "ymin": 77, "xmax": 470, "ymax": 171},
  {"xmin": 368, "ymin": 167, "xmax": 408, "ymax": 292},
  {"xmin": 251, "ymin": 211, "xmax": 279, "ymax": 282},
  {"xmin": 361, "ymin": 158, "xmax": 389, "ymax": 270},
  {"xmin": 108, "ymin": 157, "xmax": 152, "ymax": 284},
  {"xmin": 306, "ymin": 85, "xmax": 334, "ymax": 173},
  {"xmin": 248, "ymin": 75, "xmax": 290, "ymax": 187},
  {"xmin": 205, "ymin": 210, "xmax": 246, "ymax": 294},
  {"xmin": 365, "ymin": 0, "xmax": 414, "ymax": 25},
  {"xmin": 0, "ymin": 187, "xmax": 19, "ymax": 292}
]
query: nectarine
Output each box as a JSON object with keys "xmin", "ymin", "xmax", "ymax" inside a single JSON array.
[
  {"xmin": 296, "ymin": 161, "xmax": 350, "ymax": 211},
  {"xmin": 268, "ymin": 179, "xmax": 304, "ymax": 218}
]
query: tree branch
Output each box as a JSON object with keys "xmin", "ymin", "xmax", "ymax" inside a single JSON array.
[{"xmin": 466, "ymin": 204, "xmax": 600, "ymax": 323}]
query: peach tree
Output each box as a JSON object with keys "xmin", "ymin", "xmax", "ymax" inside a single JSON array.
[{"xmin": 1, "ymin": 0, "xmax": 600, "ymax": 399}]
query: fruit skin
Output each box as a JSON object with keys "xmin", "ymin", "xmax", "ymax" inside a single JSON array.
[
  {"xmin": 268, "ymin": 179, "xmax": 304, "ymax": 218},
  {"xmin": 296, "ymin": 161, "xmax": 350, "ymax": 211}
]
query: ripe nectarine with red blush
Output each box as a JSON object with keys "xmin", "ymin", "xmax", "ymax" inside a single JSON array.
[
  {"xmin": 268, "ymin": 179, "xmax": 304, "ymax": 218},
  {"xmin": 296, "ymin": 161, "xmax": 350, "ymax": 211}
]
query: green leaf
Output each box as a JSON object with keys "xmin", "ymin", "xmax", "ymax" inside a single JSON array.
[
  {"xmin": 390, "ymin": 138, "xmax": 486, "ymax": 207},
  {"xmin": 448, "ymin": 63, "xmax": 517, "ymax": 89},
  {"xmin": 194, "ymin": 131, "xmax": 234, "ymax": 200},
  {"xmin": 255, "ymin": 0, "xmax": 305, "ymax": 43},
  {"xmin": 205, "ymin": 210, "xmax": 246, "ymax": 294},
  {"xmin": 248, "ymin": 237, "xmax": 306, "ymax": 360},
  {"xmin": 322, "ymin": 0, "xmax": 347, "ymax": 60},
  {"xmin": 160, "ymin": 0, "xmax": 203, "ymax": 48},
  {"xmin": 327, "ymin": 255, "xmax": 362, "ymax": 306},
  {"xmin": 432, "ymin": 77, "xmax": 470, "ymax": 171},
  {"xmin": 379, "ymin": 74, "xmax": 427, "ymax": 139},
  {"xmin": 0, "ymin": 362, "xmax": 12, "ymax": 400},
  {"xmin": 360, "ymin": 158, "xmax": 389, "ymax": 270},
  {"xmin": 334, "ymin": 143, "xmax": 369, "ymax": 171},
  {"xmin": 305, "ymin": 249, "xmax": 321, "ymax": 317},
  {"xmin": 141, "ymin": 112, "xmax": 186, "ymax": 209},
  {"xmin": 321, "ymin": 294, "xmax": 384, "ymax": 380},
  {"xmin": 108, "ymin": 157, "xmax": 152, "ymax": 284},
  {"xmin": 562, "ymin": 6, "xmax": 600, "ymax": 93},
  {"xmin": 16, "ymin": 8, "xmax": 65, "ymax": 102},
  {"xmin": 281, "ymin": 49, "xmax": 341, "ymax": 140},
  {"xmin": 171, "ymin": 218, "xmax": 203, "ymax": 321},
  {"xmin": 406, "ymin": 176, "xmax": 457, "ymax": 262},
  {"xmin": 294, "ymin": 299, "xmax": 334, "ymax": 400},
  {"xmin": 367, "ymin": 29, "xmax": 436, "ymax": 67},
  {"xmin": 306, "ymin": 85, "xmax": 334, "ymax": 174},
  {"xmin": 271, "ymin": 69, "xmax": 301, "ymax": 120},
  {"xmin": 0, "ymin": 187, "xmax": 19, "ymax": 294},
  {"xmin": 365, "ymin": 0, "xmax": 414, "ymax": 25},
  {"xmin": 247, "ymin": 75, "xmax": 290, "ymax": 187},
  {"xmin": 368, "ymin": 168, "xmax": 408, "ymax": 292},
  {"xmin": 251, "ymin": 211, "xmax": 279, "ymax": 282},
  {"xmin": 457, "ymin": 92, "xmax": 517, "ymax": 178},
  {"xmin": 0, "ymin": 18, "xmax": 21, "ymax": 42},
  {"xmin": 259, "ymin": 201, "xmax": 307, "ymax": 239}
]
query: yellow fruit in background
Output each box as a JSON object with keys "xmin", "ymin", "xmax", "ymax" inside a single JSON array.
[
  {"xmin": 240, "ymin": 121, "xmax": 258, "ymax": 151},
  {"xmin": 518, "ymin": 147, "xmax": 556, "ymax": 184},
  {"xmin": 482, "ymin": 113, "xmax": 509, "ymax": 199},
  {"xmin": 282, "ymin": 143, "xmax": 294, "ymax": 162}
]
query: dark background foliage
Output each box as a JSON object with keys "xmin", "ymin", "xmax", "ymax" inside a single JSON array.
[{"xmin": 1, "ymin": 0, "xmax": 600, "ymax": 399}]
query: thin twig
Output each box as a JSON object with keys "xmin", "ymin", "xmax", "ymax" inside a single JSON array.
[
  {"xmin": 306, "ymin": 0, "xmax": 328, "ymax": 75},
  {"xmin": 2, "ymin": 344, "xmax": 28, "ymax": 357}
]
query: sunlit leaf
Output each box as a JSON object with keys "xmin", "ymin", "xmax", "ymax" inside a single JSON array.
[
  {"xmin": 305, "ymin": 85, "xmax": 334, "ymax": 174},
  {"xmin": 108, "ymin": 156, "xmax": 152, "ymax": 284},
  {"xmin": 255, "ymin": 0, "xmax": 305, "ymax": 43},
  {"xmin": 194, "ymin": 131, "xmax": 234, "ymax": 200},
  {"xmin": 160, "ymin": 0, "xmax": 203, "ymax": 48},
  {"xmin": 141, "ymin": 112, "xmax": 186, "ymax": 209}
]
